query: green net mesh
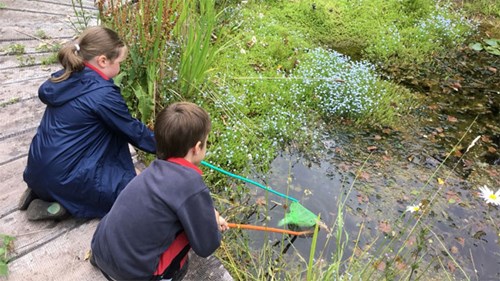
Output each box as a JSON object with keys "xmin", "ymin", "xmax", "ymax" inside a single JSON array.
[{"xmin": 278, "ymin": 202, "xmax": 318, "ymax": 228}]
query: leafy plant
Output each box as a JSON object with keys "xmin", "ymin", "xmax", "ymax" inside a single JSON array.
[
  {"xmin": 0, "ymin": 234, "xmax": 14, "ymax": 276},
  {"xmin": 469, "ymin": 38, "xmax": 500, "ymax": 55},
  {"xmin": 70, "ymin": 0, "xmax": 95, "ymax": 32},
  {"xmin": 176, "ymin": 0, "xmax": 221, "ymax": 99},
  {"xmin": 4, "ymin": 43, "xmax": 25, "ymax": 55},
  {"xmin": 98, "ymin": 0, "xmax": 183, "ymax": 125}
]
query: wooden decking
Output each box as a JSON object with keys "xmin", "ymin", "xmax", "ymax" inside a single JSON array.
[{"xmin": 0, "ymin": 1, "xmax": 232, "ymax": 280}]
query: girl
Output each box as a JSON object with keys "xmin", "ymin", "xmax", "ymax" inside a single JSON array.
[{"xmin": 21, "ymin": 26, "xmax": 156, "ymax": 220}]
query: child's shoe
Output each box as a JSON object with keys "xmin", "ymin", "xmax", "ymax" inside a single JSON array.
[
  {"xmin": 18, "ymin": 188, "xmax": 38, "ymax": 211},
  {"xmin": 26, "ymin": 199, "xmax": 69, "ymax": 221}
]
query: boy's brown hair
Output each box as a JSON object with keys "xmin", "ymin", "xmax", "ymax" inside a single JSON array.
[{"xmin": 154, "ymin": 102, "xmax": 211, "ymax": 160}]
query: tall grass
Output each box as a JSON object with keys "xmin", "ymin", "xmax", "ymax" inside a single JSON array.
[
  {"xmin": 97, "ymin": 0, "xmax": 182, "ymax": 124},
  {"xmin": 176, "ymin": 0, "xmax": 222, "ymax": 99}
]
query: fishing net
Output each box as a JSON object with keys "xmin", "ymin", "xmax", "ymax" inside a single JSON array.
[{"xmin": 278, "ymin": 201, "xmax": 318, "ymax": 228}]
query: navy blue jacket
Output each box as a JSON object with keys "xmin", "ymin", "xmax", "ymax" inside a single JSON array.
[
  {"xmin": 23, "ymin": 67, "xmax": 156, "ymax": 218},
  {"xmin": 91, "ymin": 159, "xmax": 221, "ymax": 280}
]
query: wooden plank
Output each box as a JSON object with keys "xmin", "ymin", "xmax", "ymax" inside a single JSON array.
[
  {"xmin": 0, "ymin": 98, "xmax": 44, "ymax": 139},
  {"xmin": 0, "ymin": 211, "xmax": 84, "ymax": 260},
  {"xmin": 2, "ymin": 218, "xmax": 233, "ymax": 281},
  {"xmin": 2, "ymin": 219, "xmax": 104, "ymax": 281},
  {"xmin": 0, "ymin": 158, "xmax": 28, "ymax": 217}
]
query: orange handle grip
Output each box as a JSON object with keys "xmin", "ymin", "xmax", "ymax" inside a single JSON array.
[{"xmin": 227, "ymin": 223, "xmax": 312, "ymax": 236}]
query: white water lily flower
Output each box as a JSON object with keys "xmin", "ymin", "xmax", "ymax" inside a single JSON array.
[
  {"xmin": 406, "ymin": 204, "xmax": 421, "ymax": 213},
  {"xmin": 479, "ymin": 185, "xmax": 500, "ymax": 206}
]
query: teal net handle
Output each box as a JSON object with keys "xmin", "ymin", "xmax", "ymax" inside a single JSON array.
[{"xmin": 201, "ymin": 160, "xmax": 299, "ymax": 203}]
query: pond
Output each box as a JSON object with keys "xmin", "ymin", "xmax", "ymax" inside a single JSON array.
[{"xmin": 241, "ymin": 47, "xmax": 499, "ymax": 279}]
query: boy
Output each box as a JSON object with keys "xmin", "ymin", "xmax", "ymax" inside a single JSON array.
[{"xmin": 90, "ymin": 102, "xmax": 228, "ymax": 281}]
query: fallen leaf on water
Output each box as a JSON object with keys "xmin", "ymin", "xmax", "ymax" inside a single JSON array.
[
  {"xmin": 487, "ymin": 66, "xmax": 497, "ymax": 73},
  {"xmin": 338, "ymin": 163, "xmax": 350, "ymax": 172},
  {"xmin": 428, "ymin": 104, "xmax": 439, "ymax": 110},
  {"xmin": 488, "ymin": 146, "xmax": 497, "ymax": 153},
  {"xmin": 378, "ymin": 221, "xmax": 392, "ymax": 234},
  {"xmin": 374, "ymin": 260, "xmax": 386, "ymax": 271},
  {"xmin": 437, "ymin": 178, "xmax": 445, "ymax": 185},
  {"xmin": 448, "ymin": 261, "xmax": 456, "ymax": 273},
  {"xmin": 445, "ymin": 190, "xmax": 461, "ymax": 203},
  {"xmin": 447, "ymin": 115, "xmax": 458, "ymax": 122},
  {"xmin": 354, "ymin": 246, "xmax": 363, "ymax": 257},
  {"xmin": 357, "ymin": 193, "xmax": 369, "ymax": 204},
  {"xmin": 357, "ymin": 171, "xmax": 370, "ymax": 181},
  {"xmin": 450, "ymin": 246, "xmax": 459, "ymax": 254},
  {"xmin": 255, "ymin": 197, "xmax": 267, "ymax": 206},
  {"xmin": 395, "ymin": 260, "xmax": 407, "ymax": 270},
  {"xmin": 406, "ymin": 235, "xmax": 417, "ymax": 246},
  {"xmin": 481, "ymin": 135, "xmax": 491, "ymax": 143}
]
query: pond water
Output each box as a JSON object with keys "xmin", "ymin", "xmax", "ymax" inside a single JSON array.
[{"xmin": 242, "ymin": 47, "xmax": 499, "ymax": 279}]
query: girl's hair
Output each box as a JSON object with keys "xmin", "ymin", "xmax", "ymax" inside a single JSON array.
[
  {"xmin": 51, "ymin": 26, "xmax": 125, "ymax": 83},
  {"xmin": 154, "ymin": 102, "xmax": 211, "ymax": 160}
]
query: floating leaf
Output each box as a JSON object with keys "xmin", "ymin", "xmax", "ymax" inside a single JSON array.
[
  {"xmin": 483, "ymin": 38, "xmax": 499, "ymax": 47},
  {"xmin": 451, "ymin": 246, "xmax": 459, "ymax": 254},
  {"xmin": 455, "ymin": 237, "xmax": 465, "ymax": 247},
  {"xmin": 437, "ymin": 178, "xmax": 445, "ymax": 185},
  {"xmin": 469, "ymin": 42, "xmax": 483, "ymax": 51},
  {"xmin": 485, "ymin": 46, "xmax": 500, "ymax": 56}
]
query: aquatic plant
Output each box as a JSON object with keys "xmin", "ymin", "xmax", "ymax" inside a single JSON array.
[{"xmin": 293, "ymin": 48, "xmax": 412, "ymax": 125}]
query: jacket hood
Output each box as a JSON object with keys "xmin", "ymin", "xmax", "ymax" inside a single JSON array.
[{"xmin": 39, "ymin": 68, "xmax": 113, "ymax": 107}]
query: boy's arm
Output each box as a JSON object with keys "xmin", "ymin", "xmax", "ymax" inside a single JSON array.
[{"xmin": 177, "ymin": 190, "xmax": 222, "ymax": 257}]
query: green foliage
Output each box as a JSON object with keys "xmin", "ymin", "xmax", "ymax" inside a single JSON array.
[
  {"xmin": 0, "ymin": 234, "xmax": 14, "ymax": 277},
  {"xmin": 3, "ymin": 43, "xmax": 25, "ymax": 55},
  {"xmin": 99, "ymin": 0, "xmax": 183, "ymax": 125},
  {"xmin": 70, "ymin": 0, "xmax": 95, "ymax": 32},
  {"xmin": 469, "ymin": 38, "xmax": 500, "ymax": 55},
  {"xmin": 461, "ymin": 0, "xmax": 500, "ymax": 16},
  {"xmin": 34, "ymin": 29, "xmax": 49, "ymax": 39},
  {"xmin": 40, "ymin": 53, "xmax": 58, "ymax": 65},
  {"xmin": 177, "ymin": 0, "xmax": 221, "ymax": 98}
]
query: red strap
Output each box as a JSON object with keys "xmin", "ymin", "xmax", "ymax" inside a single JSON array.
[{"xmin": 154, "ymin": 232, "xmax": 190, "ymax": 275}]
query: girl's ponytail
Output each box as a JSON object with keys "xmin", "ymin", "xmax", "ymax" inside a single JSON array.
[{"xmin": 50, "ymin": 42, "xmax": 85, "ymax": 83}]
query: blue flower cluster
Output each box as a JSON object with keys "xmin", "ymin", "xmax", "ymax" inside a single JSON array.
[{"xmin": 294, "ymin": 48, "xmax": 384, "ymax": 118}]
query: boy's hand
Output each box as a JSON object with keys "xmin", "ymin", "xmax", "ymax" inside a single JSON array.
[
  {"xmin": 217, "ymin": 215, "xmax": 229, "ymax": 232},
  {"xmin": 215, "ymin": 209, "xmax": 229, "ymax": 232}
]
